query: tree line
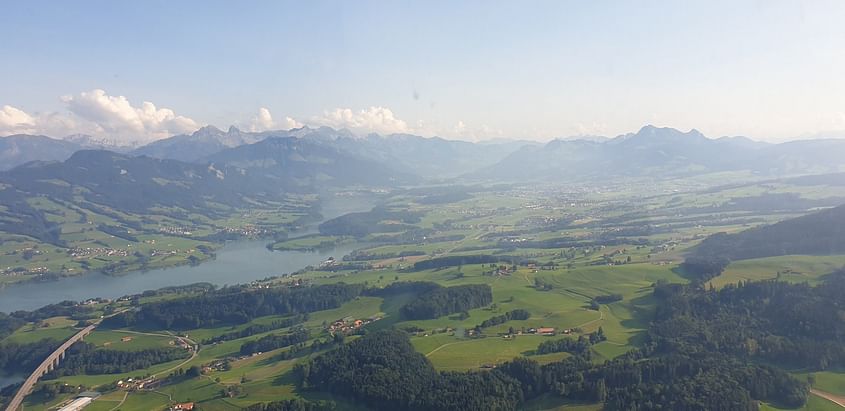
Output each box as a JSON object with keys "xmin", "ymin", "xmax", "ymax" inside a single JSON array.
[
  {"xmin": 46, "ymin": 342, "xmax": 189, "ymax": 376},
  {"xmin": 203, "ymin": 313, "xmax": 309, "ymax": 345},
  {"xmin": 400, "ymin": 284, "xmax": 492, "ymax": 320},
  {"xmin": 475, "ymin": 309, "xmax": 530, "ymax": 330},
  {"xmin": 102, "ymin": 283, "xmax": 366, "ymax": 330},
  {"xmin": 294, "ymin": 328, "xmax": 806, "ymax": 411},
  {"xmin": 533, "ymin": 328, "xmax": 606, "ymax": 357},
  {"xmin": 240, "ymin": 327, "xmax": 310, "ymax": 356}
]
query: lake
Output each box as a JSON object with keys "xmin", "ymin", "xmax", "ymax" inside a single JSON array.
[{"xmin": 0, "ymin": 194, "xmax": 378, "ymax": 313}]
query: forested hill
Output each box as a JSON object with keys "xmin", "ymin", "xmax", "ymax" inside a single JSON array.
[
  {"xmin": 0, "ymin": 150, "xmax": 290, "ymax": 214},
  {"xmin": 690, "ymin": 203, "xmax": 845, "ymax": 261}
]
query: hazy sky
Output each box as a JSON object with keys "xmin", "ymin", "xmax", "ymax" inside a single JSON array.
[{"xmin": 2, "ymin": 0, "xmax": 845, "ymax": 142}]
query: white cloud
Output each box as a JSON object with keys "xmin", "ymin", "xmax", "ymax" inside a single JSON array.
[
  {"xmin": 312, "ymin": 106, "xmax": 410, "ymax": 135},
  {"xmin": 246, "ymin": 107, "xmax": 303, "ymax": 132},
  {"xmin": 0, "ymin": 105, "xmax": 37, "ymax": 134},
  {"xmin": 61, "ymin": 89, "xmax": 198, "ymax": 141},
  {"xmin": 1, "ymin": 95, "xmax": 500, "ymax": 143}
]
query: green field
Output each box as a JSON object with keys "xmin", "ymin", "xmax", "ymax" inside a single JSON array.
[{"xmin": 6, "ymin": 179, "xmax": 845, "ymax": 410}]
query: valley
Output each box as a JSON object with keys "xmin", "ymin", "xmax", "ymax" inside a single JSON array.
[{"xmin": 3, "ymin": 161, "xmax": 845, "ymax": 410}]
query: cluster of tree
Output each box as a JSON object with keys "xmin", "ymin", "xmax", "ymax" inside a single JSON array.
[
  {"xmin": 538, "ymin": 352, "xmax": 807, "ymax": 410},
  {"xmin": 0, "ymin": 338, "xmax": 61, "ymax": 373},
  {"xmin": 32, "ymin": 381, "xmax": 78, "ymax": 400},
  {"xmin": 318, "ymin": 207, "xmax": 422, "ymax": 237},
  {"xmin": 690, "ymin": 203, "xmax": 845, "ymax": 262},
  {"xmin": 244, "ymin": 399, "xmax": 337, "ymax": 411},
  {"xmin": 651, "ymin": 269, "xmax": 845, "ymax": 370},
  {"xmin": 475, "ymin": 309, "xmax": 530, "ymax": 330},
  {"xmin": 679, "ymin": 255, "xmax": 730, "ymax": 283},
  {"xmin": 139, "ymin": 282, "xmax": 217, "ymax": 297},
  {"xmin": 413, "ymin": 254, "xmax": 516, "ymax": 270},
  {"xmin": 400, "ymin": 284, "xmax": 492, "ymax": 320},
  {"xmin": 203, "ymin": 314, "xmax": 309, "ymax": 345},
  {"xmin": 47, "ymin": 342, "xmax": 189, "ymax": 376},
  {"xmin": 295, "ymin": 330, "xmax": 524, "ymax": 411},
  {"xmin": 533, "ymin": 329, "xmax": 606, "ymax": 357},
  {"xmin": 344, "ymin": 250, "xmax": 426, "ymax": 262},
  {"xmin": 240, "ymin": 327, "xmax": 310, "ymax": 355},
  {"xmin": 295, "ymin": 329, "xmax": 805, "ymax": 411},
  {"xmin": 592, "ymin": 294, "xmax": 623, "ymax": 304},
  {"xmin": 314, "ymin": 262, "xmax": 372, "ymax": 272},
  {"xmin": 10, "ymin": 300, "xmax": 96, "ymax": 323},
  {"xmin": 102, "ymin": 283, "xmax": 365, "ymax": 329},
  {"xmin": 0, "ymin": 312, "xmax": 25, "ymax": 340}
]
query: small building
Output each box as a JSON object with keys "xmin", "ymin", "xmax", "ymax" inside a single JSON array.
[
  {"xmin": 120, "ymin": 336, "xmax": 133, "ymax": 342},
  {"xmin": 537, "ymin": 327, "xmax": 556, "ymax": 336},
  {"xmin": 57, "ymin": 397, "xmax": 93, "ymax": 411},
  {"xmin": 172, "ymin": 402, "xmax": 195, "ymax": 410}
]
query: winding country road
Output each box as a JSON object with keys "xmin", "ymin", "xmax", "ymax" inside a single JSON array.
[{"xmin": 4, "ymin": 324, "xmax": 96, "ymax": 411}]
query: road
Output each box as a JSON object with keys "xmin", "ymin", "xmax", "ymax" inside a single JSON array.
[
  {"xmin": 811, "ymin": 388, "xmax": 845, "ymax": 408},
  {"xmin": 4, "ymin": 324, "xmax": 96, "ymax": 411}
]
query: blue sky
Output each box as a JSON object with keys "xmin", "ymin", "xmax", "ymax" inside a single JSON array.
[{"xmin": 2, "ymin": 1, "xmax": 845, "ymax": 142}]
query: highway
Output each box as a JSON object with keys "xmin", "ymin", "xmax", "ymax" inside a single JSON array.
[{"xmin": 4, "ymin": 323, "xmax": 96, "ymax": 411}]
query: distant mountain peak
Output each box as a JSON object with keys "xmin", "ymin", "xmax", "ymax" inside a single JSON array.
[{"xmin": 194, "ymin": 125, "xmax": 223, "ymax": 136}]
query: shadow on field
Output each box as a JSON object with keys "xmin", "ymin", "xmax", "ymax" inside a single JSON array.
[{"xmin": 618, "ymin": 293, "xmax": 659, "ymax": 347}]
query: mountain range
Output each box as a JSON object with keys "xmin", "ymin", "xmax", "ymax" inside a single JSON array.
[
  {"xmin": 3, "ymin": 125, "xmax": 845, "ymax": 184},
  {"xmin": 473, "ymin": 126, "xmax": 845, "ymax": 181}
]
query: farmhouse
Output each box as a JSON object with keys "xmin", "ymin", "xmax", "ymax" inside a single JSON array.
[{"xmin": 537, "ymin": 327, "xmax": 556, "ymax": 336}]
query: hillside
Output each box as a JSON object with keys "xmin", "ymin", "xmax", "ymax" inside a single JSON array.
[
  {"xmin": 0, "ymin": 135, "xmax": 84, "ymax": 171},
  {"xmin": 203, "ymin": 136, "xmax": 420, "ymax": 187},
  {"xmin": 1, "ymin": 150, "xmax": 288, "ymax": 215},
  {"xmin": 690, "ymin": 203, "xmax": 845, "ymax": 261}
]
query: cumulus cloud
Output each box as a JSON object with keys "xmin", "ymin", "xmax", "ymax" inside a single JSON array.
[
  {"xmin": 246, "ymin": 107, "xmax": 303, "ymax": 132},
  {"xmin": 61, "ymin": 89, "xmax": 198, "ymax": 141},
  {"xmin": 1, "ymin": 89, "xmax": 203, "ymax": 143},
  {"xmin": 0, "ymin": 105, "xmax": 37, "ymax": 134},
  {"xmin": 307, "ymin": 107, "xmax": 501, "ymax": 141},
  {"xmin": 312, "ymin": 106, "xmax": 410, "ymax": 135}
]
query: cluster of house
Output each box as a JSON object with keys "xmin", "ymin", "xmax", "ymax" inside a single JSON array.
[
  {"xmin": 202, "ymin": 359, "xmax": 231, "ymax": 374},
  {"xmin": 102, "ymin": 336, "xmax": 134, "ymax": 347},
  {"xmin": 168, "ymin": 402, "xmax": 195, "ymax": 410},
  {"xmin": 1, "ymin": 265, "xmax": 50, "ymax": 276},
  {"xmin": 318, "ymin": 257, "xmax": 337, "ymax": 269},
  {"xmin": 169, "ymin": 337, "xmax": 193, "ymax": 350},
  {"xmin": 472, "ymin": 327, "xmax": 568, "ymax": 338},
  {"xmin": 115, "ymin": 376, "xmax": 160, "ymax": 391},
  {"xmin": 157, "ymin": 226, "xmax": 194, "ymax": 236},
  {"xmin": 526, "ymin": 327, "xmax": 562, "ymax": 336},
  {"xmin": 82, "ymin": 297, "xmax": 112, "ymax": 305},
  {"xmin": 149, "ymin": 248, "xmax": 189, "ymax": 257},
  {"xmin": 222, "ymin": 224, "xmax": 269, "ymax": 237},
  {"xmin": 327, "ymin": 316, "xmax": 381, "ymax": 335},
  {"xmin": 68, "ymin": 246, "xmax": 130, "ymax": 259}
]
